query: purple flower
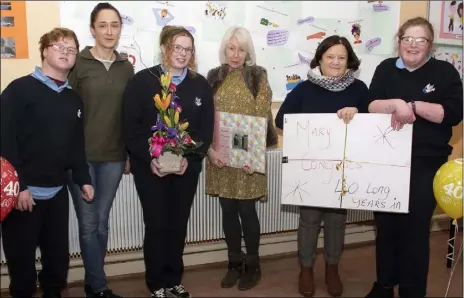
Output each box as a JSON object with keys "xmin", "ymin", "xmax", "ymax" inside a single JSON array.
[
  {"xmin": 169, "ymin": 94, "xmax": 179, "ymax": 108},
  {"xmin": 166, "ymin": 127, "xmax": 179, "ymax": 139},
  {"xmin": 169, "ymin": 100, "xmax": 177, "ymax": 109},
  {"xmin": 151, "ymin": 114, "xmax": 165, "ymax": 131}
]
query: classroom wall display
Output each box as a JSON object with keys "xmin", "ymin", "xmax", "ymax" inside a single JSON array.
[{"xmin": 60, "ymin": 1, "xmax": 400, "ymax": 102}]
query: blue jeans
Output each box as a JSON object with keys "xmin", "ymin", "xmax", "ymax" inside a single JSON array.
[{"xmin": 68, "ymin": 161, "xmax": 125, "ymax": 293}]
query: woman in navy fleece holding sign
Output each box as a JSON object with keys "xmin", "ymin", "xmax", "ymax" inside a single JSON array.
[{"xmin": 275, "ymin": 35, "xmax": 369, "ymax": 298}]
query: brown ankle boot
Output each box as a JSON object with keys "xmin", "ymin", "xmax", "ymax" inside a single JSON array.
[
  {"xmin": 298, "ymin": 266, "xmax": 315, "ymax": 297},
  {"xmin": 325, "ymin": 263, "xmax": 343, "ymax": 297}
]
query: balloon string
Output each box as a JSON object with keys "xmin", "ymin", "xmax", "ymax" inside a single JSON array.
[
  {"xmin": 444, "ymin": 222, "xmax": 461, "ymax": 298},
  {"xmin": 446, "ymin": 220, "xmax": 458, "ymax": 261}
]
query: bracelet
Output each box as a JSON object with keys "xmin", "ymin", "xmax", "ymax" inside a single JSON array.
[{"xmin": 411, "ymin": 101, "xmax": 416, "ymax": 114}]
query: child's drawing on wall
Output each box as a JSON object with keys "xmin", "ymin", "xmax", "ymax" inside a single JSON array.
[
  {"xmin": 205, "ymin": 2, "xmax": 227, "ymax": 20},
  {"xmin": 458, "ymin": 2, "xmax": 463, "ymax": 30},
  {"xmin": 434, "ymin": 47, "xmax": 463, "ymax": 80},
  {"xmin": 153, "ymin": 8, "xmax": 175, "ymax": 27},
  {"xmin": 351, "ymin": 24, "xmax": 362, "ymax": 44},
  {"xmin": 448, "ymin": 1, "xmax": 457, "ymax": 32},
  {"xmin": 442, "ymin": 0, "xmax": 463, "ymax": 36},
  {"xmin": 449, "ymin": 53, "xmax": 462, "ymax": 74}
]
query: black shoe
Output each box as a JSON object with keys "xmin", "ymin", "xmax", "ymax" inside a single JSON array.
[
  {"xmin": 221, "ymin": 261, "xmax": 243, "ymax": 288},
  {"xmin": 92, "ymin": 289, "xmax": 122, "ymax": 298},
  {"xmin": 166, "ymin": 285, "xmax": 191, "ymax": 297},
  {"xmin": 238, "ymin": 255, "xmax": 261, "ymax": 291},
  {"xmin": 150, "ymin": 288, "xmax": 166, "ymax": 298},
  {"xmin": 365, "ymin": 282, "xmax": 394, "ymax": 298}
]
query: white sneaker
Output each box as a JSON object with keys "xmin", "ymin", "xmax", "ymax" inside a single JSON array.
[
  {"xmin": 166, "ymin": 285, "xmax": 191, "ymax": 297},
  {"xmin": 150, "ymin": 288, "xmax": 166, "ymax": 298}
]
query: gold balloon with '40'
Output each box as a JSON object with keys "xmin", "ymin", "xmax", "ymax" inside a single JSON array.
[{"xmin": 433, "ymin": 158, "xmax": 463, "ymax": 223}]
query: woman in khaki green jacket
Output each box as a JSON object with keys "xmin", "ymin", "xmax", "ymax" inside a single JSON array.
[
  {"xmin": 205, "ymin": 26, "xmax": 278, "ymax": 291},
  {"xmin": 66, "ymin": 3, "xmax": 134, "ymax": 298}
]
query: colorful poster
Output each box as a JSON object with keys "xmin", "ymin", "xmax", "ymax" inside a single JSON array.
[
  {"xmin": 261, "ymin": 46, "xmax": 309, "ymax": 101},
  {"xmin": 296, "ymin": 18, "xmax": 343, "ymax": 54},
  {"xmin": 201, "ymin": 1, "xmax": 244, "ymax": 42},
  {"xmin": 439, "ymin": 0, "xmax": 463, "ymax": 40},
  {"xmin": 433, "ymin": 45, "xmax": 463, "ymax": 79},
  {"xmin": 245, "ymin": 1, "xmax": 301, "ymax": 40},
  {"xmin": 354, "ymin": 1, "xmax": 400, "ymax": 55},
  {"xmin": 0, "ymin": 1, "xmax": 28, "ymax": 59}
]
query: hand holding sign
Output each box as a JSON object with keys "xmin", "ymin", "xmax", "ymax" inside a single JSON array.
[{"xmin": 1, "ymin": 157, "xmax": 20, "ymax": 222}]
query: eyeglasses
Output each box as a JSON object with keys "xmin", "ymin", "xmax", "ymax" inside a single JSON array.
[
  {"xmin": 172, "ymin": 44, "xmax": 194, "ymax": 55},
  {"xmin": 49, "ymin": 44, "xmax": 78, "ymax": 55},
  {"xmin": 400, "ymin": 36, "xmax": 429, "ymax": 46}
]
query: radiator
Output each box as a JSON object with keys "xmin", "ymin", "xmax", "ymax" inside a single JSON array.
[{"xmin": 0, "ymin": 149, "xmax": 373, "ymax": 264}]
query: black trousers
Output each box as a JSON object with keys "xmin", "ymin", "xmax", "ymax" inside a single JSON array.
[
  {"xmin": 133, "ymin": 168, "xmax": 200, "ymax": 290},
  {"xmin": 219, "ymin": 197, "xmax": 260, "ymax": 263},
  {"xmin": 2, "ymin": 187, "xmax": 69, "ymax": 297},
  {"xmin": 374, "ymin": 157, "xmax": 447, "ymax": 297}
]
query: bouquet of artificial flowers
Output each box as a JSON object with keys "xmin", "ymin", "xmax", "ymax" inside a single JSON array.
[{"xmin": 148, "ymin": 71, "xmax": 202, "ymax": 173}]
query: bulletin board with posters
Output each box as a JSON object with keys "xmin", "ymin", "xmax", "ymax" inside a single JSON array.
[
  {"xmin": 60, "ymin": 1, "xmax": 401, "ymax": 102},
  {"xmin": 0, "ymin": 0, "xmax": 29, "ymax": 59}
]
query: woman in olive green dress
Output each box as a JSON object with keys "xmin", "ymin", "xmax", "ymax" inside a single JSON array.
[{"xmin": 205, "ymin": 26, "xmax": 277, "ymax": 291}]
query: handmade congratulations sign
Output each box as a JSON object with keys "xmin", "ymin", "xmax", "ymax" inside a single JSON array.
[
  {"xmin": 213, "ymin": 112, "xmax": 267, "ymax": 174},
  {"xmin": 281, "ymin": 114, "xmax": 413, "ymax": 213}
]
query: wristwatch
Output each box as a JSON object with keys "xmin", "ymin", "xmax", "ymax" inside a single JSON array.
[{"xmin": 410, "ymin": 100, "xmax": 416, "ymax": 114}]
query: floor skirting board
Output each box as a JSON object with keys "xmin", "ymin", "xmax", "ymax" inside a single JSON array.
[{"xmin": 0, "ymin": 214, "xmax": 451, "ymax": 289}]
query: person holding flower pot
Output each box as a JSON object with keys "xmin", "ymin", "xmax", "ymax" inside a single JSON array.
[{"xmin": 122, "ymin": 25, "xmax": 215, "ymax": 298}]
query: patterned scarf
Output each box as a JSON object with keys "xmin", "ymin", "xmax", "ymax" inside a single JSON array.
[{"xmin": 307, "ymin": 67, "xmax": 355, "ymax": 92}]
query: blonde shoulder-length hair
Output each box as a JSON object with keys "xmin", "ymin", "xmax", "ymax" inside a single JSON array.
[{"xmin": 218, "ymin": 26, "xmax": 257, "ymax": 67}]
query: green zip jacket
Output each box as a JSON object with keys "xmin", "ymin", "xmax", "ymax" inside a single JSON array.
[{"xmin": 68, "ymin": 46, "xmax": 134, "ymax": 162}]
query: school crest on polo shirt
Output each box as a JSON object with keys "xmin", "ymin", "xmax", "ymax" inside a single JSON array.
[
  {"xmin": 423, "ymin": 83, "xmax": 435, "ymax": 94},
  {"xmin": 77, "ymin": 109, "xmax": 82, "ymax": 118},
  {"xmin": 195, "ymin": 97, "xmax": 202, "ymax": 106}
]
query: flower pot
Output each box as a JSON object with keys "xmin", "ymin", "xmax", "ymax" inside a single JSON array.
[{"xmin": 157, "ymin": 151, "xmax": 182, "ymax": 173}]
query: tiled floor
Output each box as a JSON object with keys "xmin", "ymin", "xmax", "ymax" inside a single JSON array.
[{"xmin": 2, "ymin": 231, "xmax": 463, "ymax": 297}]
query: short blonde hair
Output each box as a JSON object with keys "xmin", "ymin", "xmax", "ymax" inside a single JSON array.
[{"xmin": 219, "ymin": 26, "xmax": 256, "ymax": 66}]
